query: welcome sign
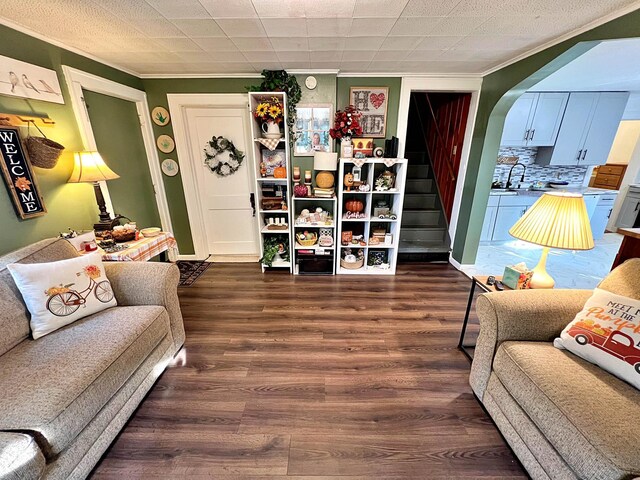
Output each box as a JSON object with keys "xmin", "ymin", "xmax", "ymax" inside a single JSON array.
[{"xmin": 0, "ymin": 126, "xmax": 46, "ymax": 219}]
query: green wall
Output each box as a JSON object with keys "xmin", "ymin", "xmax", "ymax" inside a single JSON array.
[
  {"xmin": 0, "ymin": 24, "xmax": 143, "ymax": 255},
  {"xmin": 452, "ymin": 10, "xmax": 640, "ymax": 264},
  {"xmin": 83, "ymin": 90, "xmax": 161, "ymax": 230}
]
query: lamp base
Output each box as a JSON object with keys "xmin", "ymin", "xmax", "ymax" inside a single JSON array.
[{"xmin": 529, "ymin": 247, "xmax": 555, "ymax": 289}]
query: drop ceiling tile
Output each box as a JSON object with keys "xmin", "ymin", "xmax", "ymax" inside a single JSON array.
[
  {"xmin": 193, "ymin": 37, "xmax": 239, "ymax": 51},
  {"xmin": 342, "ymin": 50, "xmax": 376, "ymax": 61},
  {"xmin": 453, "ymin": 34, "xmax": 539, "ymax": 51},
  {"xmin": 252, "ymin": 0, "xmax": 305, "ymax": 18},
  {"xmin": 310, "ymin": 50, "xmax": 343, "ymax": 62},
  {"xmin": 372, "ymin": 50, "xmax": 410, "ymax": 61},
  {"xmin": 116, "ymin": 51, "xmax": 183, "ymax": 63},
  {"xmin": 349, "ymin": 18, "xmax": 396, "ymax": 37},
  {"xmin": 250, "ymin": 61, "xmax": 284, "ymax": 71},
  {"xmin": 444, "ymin": 48, "xmax": 515, "ymax": 62},
  {"xmin": 205, "ymin": 62, "xmax": 257, "ymax": 73},
  {"xmin": 98, "ymin": 0, "xmax": 163, "ymax": 18},
  {"xmin": 389, "ymin": 17, "xmax": 442, "ymax": 36},
  {"xmin": 367, "ymin": 61, "xmax": 402, "ymax": 71},
  {"xmin": 414, "ymin": 35, "xmax": 463, "ymax": 50},
  {"xmin": 306, "ymin": 18, "xmax": 352, "ymax": 37},
  {"xmin": 401, "ymin": 0, "xmax": 460, "ymax": 17},
  {"xmin": 243, "ymin": 50, "xmax": 279, "ymax": 62},
  {"xmin": 173, "ymin": 51, "xmax": 218, "ymax": 62},
  {"xmin": 379, "ymin": 36, "xmax": 422, "ymax": 50},
  {"xmin": 206, "ymin": 50, "xmax": 249, "ymax": 62},
  {"xmin": 428, "ymin": 16, "xmax": 491, "ymax": 36},
  {"xmin": 353, "ymin": 0, "xmax": 409, "ymax": 18},
  {"xmin": 232, "ymin": 37, "xmax": 274, "ymax": 51},
  {"xmin": 215, "ymin": 18, "xmax": 267, "ymax": 37},
  {"xmin": 309, "ymin": 61, "xmax": 341, "ymax": 69},
  {"xmin": 344, "ymin": 36, "xmax": 385, "ymax": 50},
  {"xmin": 152, "ymin": 37, "xmax": 203, "ymax": 51},
  {"xmin": 276, "ymin": 50, "xmax": 311, "ymax": 62},
  {"xmin": 308, "ymin": 37, "xmax": 346, "ymax": 51},
  {"xmin": 304, "ymin": 0, "xmax": 356, "ymax": 18},
  {"xmin": 145, "ymin": 0, "xmax": 209, "ymax": 19},
  {"xmin": 339, "ymin": 60, "xmax": 371, "ymax": 71},
  {"xmin": 270, "ymin": 37, "xmax": 309, "ymax": 50},
  {"xmin": 199, "ymin": 0, "xmax": 257, "ymax": 18},
  {"xmin": 474, "ymin": 15, "xmax": 575, "ymax": 36},
  {"xmin": 407, "ymin": 48, "xmax": 447, "ymax": 61},
  {"xmin": 280, "ymin": 61, "xmax": 311, "ymax": 69},
  {"xmin": 262, "ymin": 18, "xmax": 307, "ymax": 37},
  {"xmin": 172, "ymin": 19, "xmax": 225, "ymax": 37},
  {"xmin": 129, "ymin": 18, "xmax": 185, "ymax": 37}
]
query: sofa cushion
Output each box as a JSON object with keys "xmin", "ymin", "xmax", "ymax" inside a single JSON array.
[
  {"xmin": 494, "ymin": 341, "xmax": 640, "ymax": 480},
  {"xmin": 0, "ymin": 238, "xmax": 79, "ymax": 356},
  {"xmin": 0, "ymin": 432, "xmax": 45, "ymax": 480},
  {"xmin": 0, "ymin": 305, "xmax": 169, "ymax": 458}
]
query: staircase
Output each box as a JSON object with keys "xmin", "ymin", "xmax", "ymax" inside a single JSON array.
[{"xmin": 399, "ymin": 151, "xmax": 451, "ymax": 260}]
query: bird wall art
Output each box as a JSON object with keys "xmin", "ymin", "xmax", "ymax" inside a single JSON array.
[{"xmin": 0, "ymin": 55, "xmax": 64, "ymax": 104}]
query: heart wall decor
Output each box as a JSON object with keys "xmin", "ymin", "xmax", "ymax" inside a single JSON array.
[
  {"xmin": 349, "ymin": 86, "xmax": 389, "ymax": 138},
  {"xmin": 370, "ymin": 93, "xmax": 385, "ymax": 109}
]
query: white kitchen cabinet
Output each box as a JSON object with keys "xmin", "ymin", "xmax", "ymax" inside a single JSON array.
[
  {"xmin": 501, "ymin": 92, "xmax": 568, "ymax": 147},
  {"xmin": 617, "ymin": 188, "xmax": 640, "ymax": 228},
  {"xmin": 590, "ymin": 204, "xmax": 613, "ymax": 240},
  {"xmin": 480, "ymin": 206, "xmax": 498, "ymax": 242},
  {"xmin": 492, "ymin": 205, "xmax": 528, "ymax": 242},
  {"xmin": 537, "ymin": 92, "xmax": 629, "ymax": 166}
]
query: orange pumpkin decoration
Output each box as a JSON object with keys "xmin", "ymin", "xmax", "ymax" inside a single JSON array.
[
  {"xmin": 345, "ymin": 198, "xmax": 364, "ymax": 213},
  {"xmin": 273, "ymin": 166, "xmax": 287, "ymax": 178}
]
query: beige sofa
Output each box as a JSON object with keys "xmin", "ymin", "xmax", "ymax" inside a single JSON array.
[
  {"xmin": 470, "ymin": 258, "xmax": 640, "ymax": 480},
  {"xmin": 0, "ymin": 238, "xmax": 185, "ymax": 480}
]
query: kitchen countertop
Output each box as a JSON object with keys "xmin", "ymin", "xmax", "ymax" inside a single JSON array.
[{"xmin": 490, "ymin": 187, "xmax": 619, "ymax": 197}]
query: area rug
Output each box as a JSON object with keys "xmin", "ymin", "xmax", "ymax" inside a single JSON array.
[{"xmin": 176, "ymin": 261, "xmax": 211, "ymax": 286}]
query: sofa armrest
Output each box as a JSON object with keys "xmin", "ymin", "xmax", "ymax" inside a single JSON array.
[
  {"xmin": 104, "ymin": 262, "xmax": 185, "ymax": 351},
  {"xmin": 0, "ymin": 432, "xmax": 45, "ymax": 480},
  {"xmin": 470, "ymin": 289, "xmax": 592, "ymax": 400}
]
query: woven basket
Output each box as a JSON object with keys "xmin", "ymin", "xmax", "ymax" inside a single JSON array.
[
  {"xmin": 340, "ymin": 257, "xmax": 364, "ymax": 270},
  {"xmin": 296, "ymin": 233, "xmax": 317, "ymax": 247},
  {"xmin": 26, "ymin": 136, "xmax": 65, "ymax": 169}
]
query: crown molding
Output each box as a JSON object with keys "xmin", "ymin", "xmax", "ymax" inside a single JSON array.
[
  {"xmin": 286, "ymin": 69, "xmax": 340, "ymax": 75},
  {"xmin": 0, "ymin": 17, "xmax": 140, "ymax": 77},
  {"xmin": 337, "ymin": 72, "xmax": 483, "ymax": 78},
  {"xmin": 139, "ymin": 73, "xmax": 263, "ymax": 79},
  {"xmin": 481, "ymin": 0, "xmax": 640, "ymax": 76}
]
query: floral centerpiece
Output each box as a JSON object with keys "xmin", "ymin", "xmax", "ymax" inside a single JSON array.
[
  {"xmin": 254, "ymin": 96, "xmax": 284, "ymax": 124},
  {"xmin": 329, "ymin": 105, "xmax": 363, "ymax": 140}
]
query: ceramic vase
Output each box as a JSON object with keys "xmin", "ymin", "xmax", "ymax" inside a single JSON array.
[{"xmin": 340, "ymin": 137, "xmax": 353, "ymax": 158}]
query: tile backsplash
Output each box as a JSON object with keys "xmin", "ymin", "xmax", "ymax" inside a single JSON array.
[{"xmin": 494, "ymin": 147, "xmax": 589, "ymax": 187}]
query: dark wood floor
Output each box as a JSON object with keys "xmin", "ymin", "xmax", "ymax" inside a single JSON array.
[{"xmin": 91, "ymin": 263, "xmax": 527, "ymax": 479}]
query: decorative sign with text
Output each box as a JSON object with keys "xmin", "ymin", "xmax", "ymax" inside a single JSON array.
[
  {"xmin": 0, "ymin": 126, "xmax": 46, "ymax": 219},
  {"xmin": 349, "ymin": 86, "xmax": 389, "ymax": 138}
]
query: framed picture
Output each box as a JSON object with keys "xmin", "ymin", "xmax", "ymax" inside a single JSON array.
[
  {"xmin": 353, "ymin": 138, "xmax": 374, "ymax": 157},
  {"xmin": 261, "ymin": 149, "xmax": 286, "ymax": 176},
  {"xmin": 349, "ymin": 86, "xmax": 389, "ymax": 138},
  {"xmin": 0, "ymin": 54, "xmax": 64, "ymax": 104},
  {"xmin": 294, "ymin": 104, "xmax": 332, "ymax": 156}
]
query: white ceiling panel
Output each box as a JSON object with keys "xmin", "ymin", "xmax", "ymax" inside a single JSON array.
[{"xmin": 0, "ymin": 0, "xmax": 635, "ymax": 75}]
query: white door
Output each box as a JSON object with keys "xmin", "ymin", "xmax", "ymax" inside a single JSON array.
[{"xmin": 182, "ymin": 104, "xmax": 258, "ymax": 261}]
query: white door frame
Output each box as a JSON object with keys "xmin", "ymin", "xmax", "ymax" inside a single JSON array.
[
  {"xmin": 62, "ymin": 66, "xmax": 175, "ymax": 259},
  {"xmin": 167, "ymin": 93, "xmax": 254, "ymax": 261},
  {"xmin": 397, "ymin": 76, "xmax": 483, "ymax": 260}
]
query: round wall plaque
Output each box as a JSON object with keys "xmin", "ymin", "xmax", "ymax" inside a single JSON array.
[
  {"xmin": 156, "ymin": 134, "xmax": 175, "ymax": 153},
  {"xmin": 161, "ymin": 158, "xmax": 179, "ymax": 177},
  {"xmin": 151, "ymin": 106, "xmax": 170, "ymax": 126}
]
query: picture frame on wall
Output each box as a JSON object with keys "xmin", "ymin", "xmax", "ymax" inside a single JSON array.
[
  {"xmin": 294, "ymin": 104, "xmax": 332, "ymax": 156},
  {"xmin": 0, "ymin": 54, "xmax": 64, "ymax": 104},
  {"xmin": 349, "ymin": 86, "xmax": 388, "ymax": 138}
]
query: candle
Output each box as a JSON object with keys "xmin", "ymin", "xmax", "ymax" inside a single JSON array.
[
  {"xmin": 304, "ymin": 170, "xmax": 312, "ymax": 184},
  {"xmin": 293, "ymin": 166, "xmax": 301, "ymax": 182}
]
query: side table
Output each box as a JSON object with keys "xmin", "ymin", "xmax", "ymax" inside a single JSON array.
[{"xmin": 458, "ymin": 275, "xmax": 511, "ymax": 361}]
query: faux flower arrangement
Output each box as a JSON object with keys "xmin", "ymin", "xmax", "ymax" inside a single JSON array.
[
  {"xmin": 329, "ymin": 105, "xmax": 363, "ymax": 140},
  {"xmin": 254, "ymin": 97, "xmax": 284, "ymax": 124}
]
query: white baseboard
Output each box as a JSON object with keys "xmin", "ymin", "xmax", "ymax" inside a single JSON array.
[
  {"xmin": 208, "ymin": 254, "xmax": 259, "ymax": 263},
  {"xmin": 448, "ymin": 254, "xmax": 472, "ymax": 278},
  {"xmin": 177, "ymin": 254, "xmax": 200, "ymax": 261}
]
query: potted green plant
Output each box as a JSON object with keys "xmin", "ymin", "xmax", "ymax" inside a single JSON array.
[{"xmin": 260, "ymin": 235, "xmax": 290, "ymax": 267}]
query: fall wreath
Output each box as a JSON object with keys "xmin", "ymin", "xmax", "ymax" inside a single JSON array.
[{"xmin": 204, "ymin": 135, "xmax": 245, "ymax": 177}]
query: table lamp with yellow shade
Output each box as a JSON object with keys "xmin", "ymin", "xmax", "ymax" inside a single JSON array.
[
  {"xmin": 68, "ymin": 151, "xmax": 120, "ymax": 230},
  {"xmin": 314, "ymin": 151, "xmax": 338, "ymax": 189},
  {"xmin": 509, "ymin": 191, "xmax": 594, "ymax": 289}
]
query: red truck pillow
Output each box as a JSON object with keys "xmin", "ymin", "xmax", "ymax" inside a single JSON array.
[{"xmin": 555, "ymin": 288, "xmax": 640, "ymax": 391}]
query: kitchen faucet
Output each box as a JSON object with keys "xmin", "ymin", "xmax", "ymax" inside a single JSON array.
[{"xmin": 506, "ymin": 162, "xmax": 527, "ymax": 189}]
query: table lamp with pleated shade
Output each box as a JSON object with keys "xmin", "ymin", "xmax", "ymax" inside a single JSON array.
[
  {"xmin": 68, "ymin": 151, "xmax": 120, "ymax": 230},
  {"xmin": 509, "ymin": 191, "xmax": 594, "ymax": 289}
]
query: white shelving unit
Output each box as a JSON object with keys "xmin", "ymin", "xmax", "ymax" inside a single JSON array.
[
  {"xmin": 336, "ymin": 158, "xmax": 407, "ymax": 275},
  {"xmin": 248, "ymin": 92, "xmax": 293, "ymax": 272},
  {"xmin": 291, "ymin": 196, "xmax": 338, "ymax": 275}
]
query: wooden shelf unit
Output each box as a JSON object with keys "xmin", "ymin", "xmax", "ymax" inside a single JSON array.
[
  {"xmin": 248, "ymin": 92, "xmax": 293, "ymax": 272},
  {"xmin": 336, "ymin": 158, "xmax": 407, "ymax": 275}
]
